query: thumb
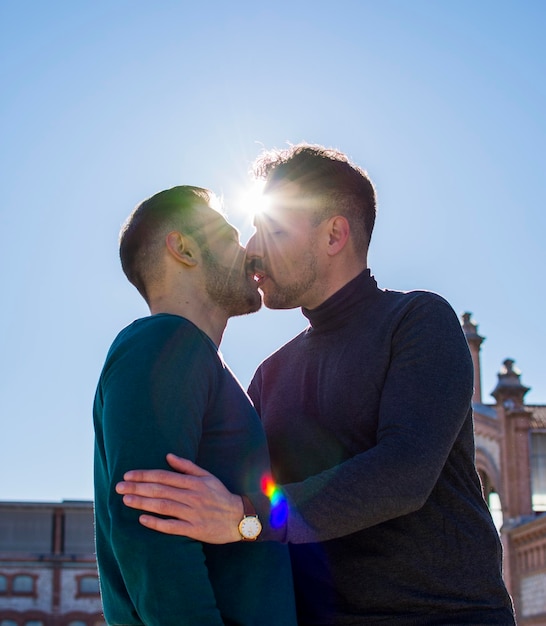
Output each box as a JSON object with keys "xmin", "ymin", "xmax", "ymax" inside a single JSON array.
[{"xmin": 166, "ymin": 453, "xmax": 212, "ymax": 477}]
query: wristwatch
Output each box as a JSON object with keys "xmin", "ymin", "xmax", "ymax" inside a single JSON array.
[{"xmin": 238, "ymin": 495, "xmax": 262, "ymax": 541}]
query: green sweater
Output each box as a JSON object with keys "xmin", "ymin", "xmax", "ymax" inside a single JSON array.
[{"xmin": 93, "ymin": 314, "xmax": 296, "ymax": 626}]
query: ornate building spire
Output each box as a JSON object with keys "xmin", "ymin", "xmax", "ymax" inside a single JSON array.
[
  {"xmin": 492, "ymin": 358, "xmax": 533, "ymax": 521},
  {"xmin": 462, "ymin": 312, "xmax": 485, "ymax": 404},
  {"xmin": 491, "ymin": 359, "xmax": 531, "ymax": 410}
]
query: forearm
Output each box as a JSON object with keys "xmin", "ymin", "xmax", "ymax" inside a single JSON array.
[{"xmin": 251, "ymin": 438, "xmax": 436, "ymax": 543}]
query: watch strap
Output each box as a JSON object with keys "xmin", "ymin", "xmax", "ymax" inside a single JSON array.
[
  {"xmin": 241, "ymin": 495, "xmax": 257, "ymax": 517},
  {"xmin": 238, "ymin": 495, "xmax": 262, "ymax": 541}
]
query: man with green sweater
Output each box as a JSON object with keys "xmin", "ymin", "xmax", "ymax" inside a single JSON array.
[{"xmin": 93, "ymin": 186, "xmax": 297, "ymax": 625}]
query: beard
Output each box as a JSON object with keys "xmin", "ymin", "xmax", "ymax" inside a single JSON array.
[
  {"xmin": 261, "ymin": 248, "xmax": 318, "ymax": 310},
  {"xmin": 202, "ymin": 248, "xmax": 262, "ymax": 317}
]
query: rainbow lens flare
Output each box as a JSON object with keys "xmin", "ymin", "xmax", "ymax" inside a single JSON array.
[{"xmin": 261, "ymin": 474, "xmax": 288, "ymax": 529}]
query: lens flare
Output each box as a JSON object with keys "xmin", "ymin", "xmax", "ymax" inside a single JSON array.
[
  {"xmin": 236, "ymin": 179, "xmax": 270, "ymax": 219},
  {"xmin": 261, "ymin": 474, "xmax": 288, "ymax": 529}
]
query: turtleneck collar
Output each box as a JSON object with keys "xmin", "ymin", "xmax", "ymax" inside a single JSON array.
[{"xmin": 302, "ymin": 269, "xmax": 378, "ymax": 331}]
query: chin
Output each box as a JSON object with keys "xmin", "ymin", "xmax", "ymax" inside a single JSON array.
[
  {"xmin": 262, "ymin": 295, "xmax": 296, "ymax": 310},
  {"xmin": 229, "ymin": 295, "xmax": 262, "ymax": 318}
]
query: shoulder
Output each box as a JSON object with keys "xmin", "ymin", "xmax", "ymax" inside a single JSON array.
[
  {"xmin": 382, "ymin": 289, "xmax": 470, "ymax": 362},
  {"xmin": 97, "ymin": 315, "xmax": 225, "ymax": 405},
  {"xmin": 106, "ymin": 314, "xmax": 218, "ymax": 371},
  {"xmin": 381, "ymin": 287, "xmax": 451, "ymax": 308},
  {"xmin": 117, "ymin": 314, "xmax": 212, "ymax": 347},
  {"xmin": 378, "ymin": 288, "xmax": 460, "ymax": 326}
]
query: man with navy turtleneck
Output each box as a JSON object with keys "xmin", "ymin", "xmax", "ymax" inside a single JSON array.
[{"xmin": 117, "ymin": 145, "xmax": 516, "ymax": 624}]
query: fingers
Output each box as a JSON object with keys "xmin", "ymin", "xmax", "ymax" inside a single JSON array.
[
  {"xmin": 121, "ymin": 492, "xmax": 191, "ymax": 520},
  {"xmin": 120, "ymin": 456, "xmax": 211, "ymax": 485},
  {"xmin": 114, "ymin": 456, "xmax": 244, "ymax": 545},
  {"xmin": 138, "ymin": 514, "xmax": 195, "ymax": 537},
  {"xmin": 166, "ymin": 454, "xmax": 212, "ymax": 477},
  {"xmin": 137, "ymin": 514, "xmax": 236, "ymax": 544},
  {"xmin": 116, "ymin": 480, "xmax": 192, "ymax": 503},
  {"xmin": 121, "ymin": 468, "xmax": 192, "ymax": 487}
]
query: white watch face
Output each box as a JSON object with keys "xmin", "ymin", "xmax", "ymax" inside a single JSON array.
[{"xmin": 239, "ymin": 516, "xmax": 262, "ymax": 540}]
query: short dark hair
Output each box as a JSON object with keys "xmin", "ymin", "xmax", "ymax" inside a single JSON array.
[
  {"xmin": 253, "ymin": 144, "xmax": 376, "ymax": 254},
  {"xmin": 119, "ymin": 186, "xmax": 213, "ymax": 303}
]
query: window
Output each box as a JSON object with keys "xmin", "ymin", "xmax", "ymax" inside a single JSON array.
[
  {"xmin": 478, "ymin": 469, "xmax": 503, "ymax": 532},
  {"xmin": 530, "ymin": 432, "xmax": 546, "ymax": 512},
  {"xmin": 0, "ymin": 574, "xmax": 7, "ymax": 593},
  {"xmin": 488, "ymin": 491, "xmax": 503, "ymax": 532},
  {"xmin": 78, "ymin": 575, "xmax": 100, "ymax": 595},
  {"xmin": 12, "ymin": 574, "xmax": 34, "ymax": 594},
  {"xmin": 68, "ymin": 621, "xmax": 88, "ymax": 626},
  {"xmin": 0, "ymin": 620, "xmax": 18, "ymax": 626},
  {"xmin": 25, "ymin": 622, "xmax": 44, "ymax": 626}
]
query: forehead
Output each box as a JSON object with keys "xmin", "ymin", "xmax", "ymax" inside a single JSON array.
[
  {"xmin": 197, "ymin": 205, "xmax": 238, "ymax": 239},
  {"xmin": 265, "ymin": 180, "xmax": 305, "ymax": 207},
  {"xmin": 255, "ymin": 181, "xmax": 318, "ymax": 226}
]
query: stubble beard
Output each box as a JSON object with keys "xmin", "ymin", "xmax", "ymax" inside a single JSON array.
[
  {"xmin": 202, "ymin": 249, "xmax": 262, "ymax": 318},
  {"xmin": 262, "ymin": 248, "xmax": 318, "ymax": 310}
]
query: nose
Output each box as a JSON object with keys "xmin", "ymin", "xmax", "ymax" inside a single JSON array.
[{"xmin": 245, "ymin": 232, "xmax": 263, "ymax": 260}]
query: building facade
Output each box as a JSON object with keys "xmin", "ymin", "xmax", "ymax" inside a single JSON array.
[
  {"xmin": 464, "ymin": 313, "xmax": 546, "ymax": 626},
  {"xmin": 1, "ymin": 313, "xmax": 545, "ymax": 625},
  {"xmin": 0, "ymin": 501, "xmax": 103, "ymax": 626}
]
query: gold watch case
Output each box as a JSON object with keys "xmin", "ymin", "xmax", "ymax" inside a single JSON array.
[{"xmin": 238, "ymin": 515, "xmax": 262, "ymax": 541}]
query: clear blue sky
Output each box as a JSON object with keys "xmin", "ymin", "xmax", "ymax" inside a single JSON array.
[{"xmin": 1, "ymin": 1, "xmax": 544, "ymax": 502}]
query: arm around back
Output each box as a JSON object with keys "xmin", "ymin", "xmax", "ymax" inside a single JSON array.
[{"xmin": 249, "ymin": 293, "xmax": 476, "ymax": 543}]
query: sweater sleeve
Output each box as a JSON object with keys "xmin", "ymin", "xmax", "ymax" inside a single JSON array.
[
  {"xmin": 249, "ymin": 295, "xmax": 475, "ymax": 544},
  {"xmin": 98, "ymin": 318, "xmax": 224, "ymax": 625}
]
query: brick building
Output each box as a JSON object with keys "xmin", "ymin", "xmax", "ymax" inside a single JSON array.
[
  {"xmin": 1, "ymin": 313, "xmax": 545, "ymax": 625},
  {"xmin": 464, "ymin": 313, "xmax": 546, "ymax": 625},
  {"xmin": 0, "ymin": 501, "xmax": 102, "ymax": 626}
]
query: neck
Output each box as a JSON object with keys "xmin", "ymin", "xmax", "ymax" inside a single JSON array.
[
  {"xmin": 149, "ymin": 292, "xmax": 228, "ymax": 347},
  {"xmin": 306, "ymin": 257, "xmax": 367, "ymax": 310}
]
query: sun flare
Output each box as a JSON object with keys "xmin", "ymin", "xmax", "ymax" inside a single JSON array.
[{"xmin": 235, "ymin": 179, "xmax": 270, "ymax": 220}]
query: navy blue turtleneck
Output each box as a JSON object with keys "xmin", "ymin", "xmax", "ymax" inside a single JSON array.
[{"xmin": 248, "ymin": 269, "xmax": 514, "ymax": 625}]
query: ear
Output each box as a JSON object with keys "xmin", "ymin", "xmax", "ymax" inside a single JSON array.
[
  {"xmin": 325, "ymin": 215, "xmax": 350, "ymax": 257},
  {"xmin": 165, "ymin": 231, "xmax": 198, "ymax": 267}
]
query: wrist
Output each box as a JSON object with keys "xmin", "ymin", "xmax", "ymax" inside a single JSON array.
[{"xmin": 237, "ymin": 495, "xmax": 262, "ymax": 541}]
